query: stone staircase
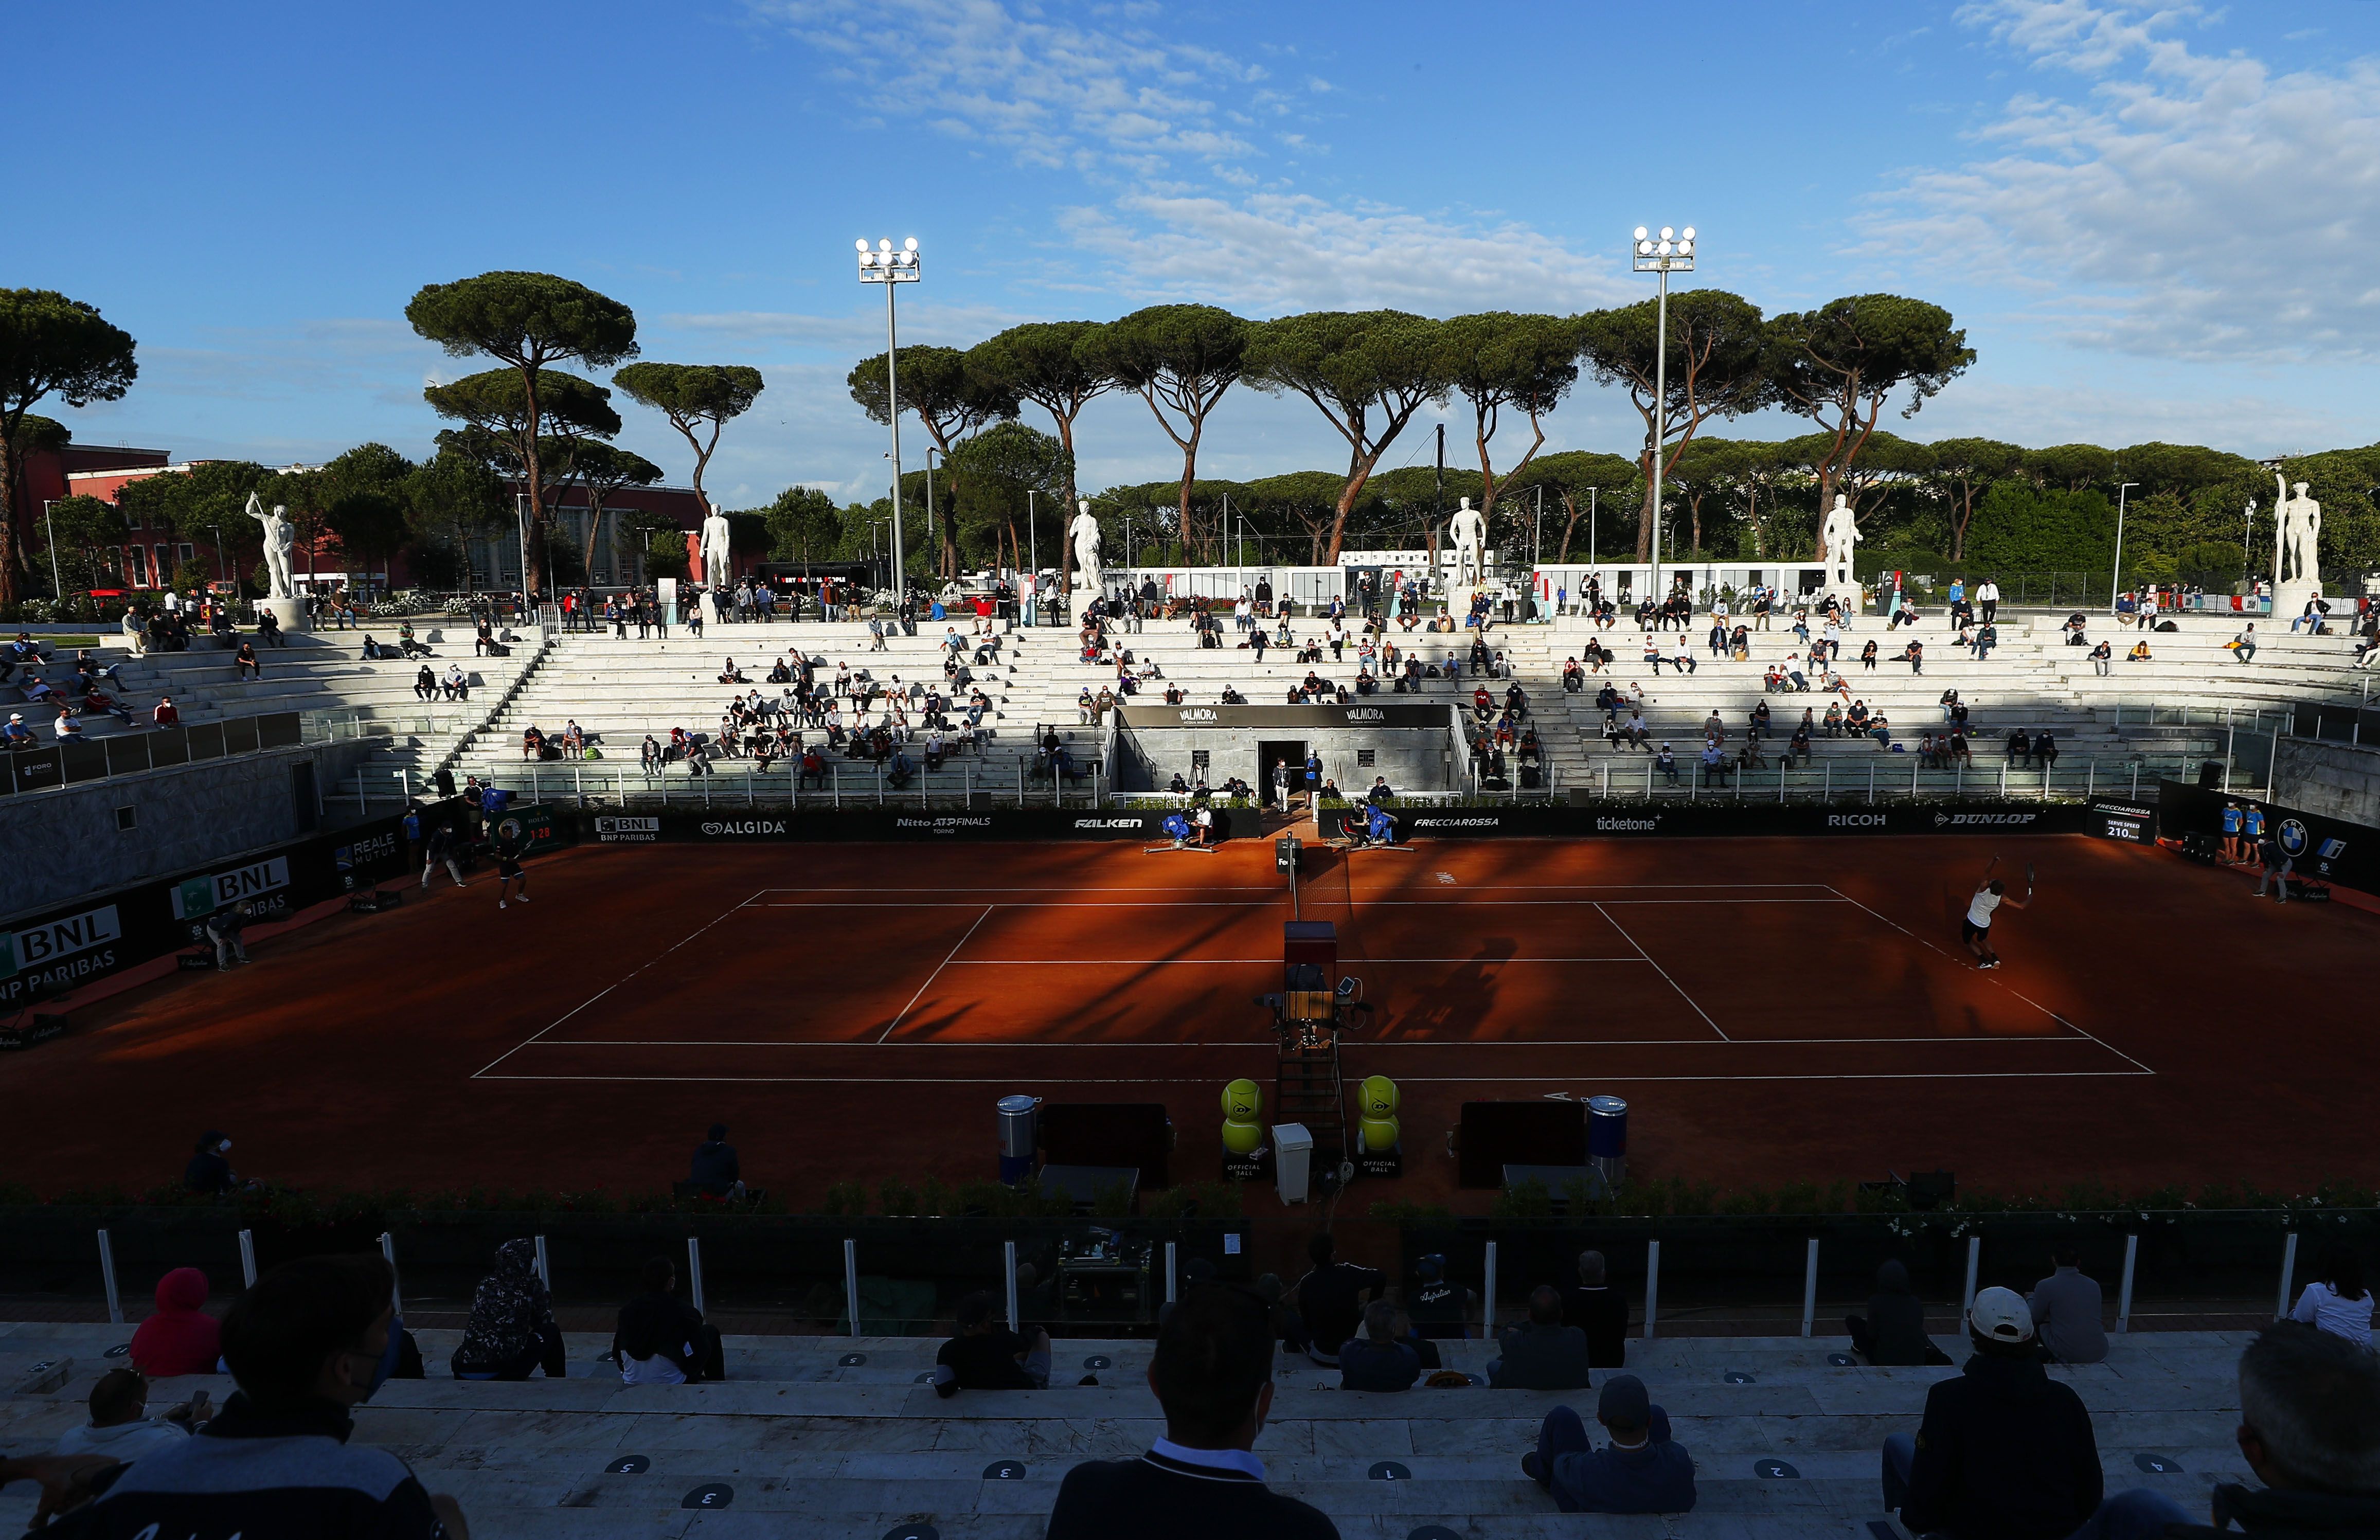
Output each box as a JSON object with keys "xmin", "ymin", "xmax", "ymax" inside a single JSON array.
[{"xmin": 0, "ymin": 1318, "xmax": 2254, "ymax": 1540}]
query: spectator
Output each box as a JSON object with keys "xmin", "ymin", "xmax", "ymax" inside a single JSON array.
[
  {"xmin": 933, "ymin": 1290, "xmax": 1050, "ymax": 1394},
  {"xmin": 1404, "ymin": 1254, "xmax": 1472, "ymax": 1339},
  {"xmin": 1045, "ymin": 1283, "xmax": 1337, "ymax": 1540},
  {"xmin": 1337, "ymin": 1300, "xmax": 1420, "ymax": 1392},
  {"xmin": 420, "ymin": 823, "xmax": 466, "ymax": 891},
  {"xmin": 1883, "ymin": 1286, "xmax": 2103, "ymax": 1540},
  {"xmin": 1847, "ymin": 1260, "xmax": 1946, "ymax": 1366},
  {"xmin": 129, "ymin": 1268, "xmax": 222, "ymax": 1379},
  {"xmin": 29, "ymin": 1252, "xmax": 463, "ymax": 1539},
  {"xmin": 687, "ymin": 1122, "xmax": 745, "ymax": 1199},
  {"xmin": 2186, "ymin": 1320, "xmax": 2380, "ymax": 1539},
  {"xmin": 182, "ymin": 1132, "xmax": 236, "ymax": 1196},
  {"xmin": 2029, "ymin": 1241, "xmax": 2109, "ymax": 1364},
  {"xmin": 3, "ymin": 711, "xmax": 35, "ymax": 750},
  {"xmin": 450, "ymin": 1240, "xmax": 564, "ymax": 1381},
  {"xmin": 1521, "ymin": 1373, "xmax": 1695, "ymax": 1514},
  {"xmin": 233, "ymin": 640, "xmax": 262, "ymax": 681},
  {"xmin": 613, "ymin": 1256, "xmax": 725, "ymax": 1384},
  {"xmin": 53, "ymin": 1368, "xmax": 202, "ymax": 1460},
  {"xmin": 1564, "ymin": 1250, "xmax": 1630, "ymax": 1368},
  {"xmin": 2288, "ymin": 1245, "xmax": 2373, "ymax": 1348},
  {"xmin": 1293, "ymin": 1232, "xmax": 1385, "ymax": 1367},
  {"xmin": 204, "ymin": 901, "xmax": 251, "ymax": 970},
  {"xmin": 1490, "ymin": 1286, "xmax": 1592, "ymax": 1390}
]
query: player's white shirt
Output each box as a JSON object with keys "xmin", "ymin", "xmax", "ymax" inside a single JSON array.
[{"xmin": 1966, "ymin": 888, "xmax": 2002, "ymax": 927}]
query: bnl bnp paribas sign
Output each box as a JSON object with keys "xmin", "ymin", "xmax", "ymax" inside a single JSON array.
[
  {"xmin": 0, "ymin": 904, "xmax": 123, "ymax": 1004},
  {"xmin": 171, "ymin": 857, "xmax": 293, "ymax": 922}
]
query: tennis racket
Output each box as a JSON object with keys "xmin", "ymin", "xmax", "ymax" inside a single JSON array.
[{"xmin": 2026, "ymin": 861, "xmax": 2036, "ymax": 898}]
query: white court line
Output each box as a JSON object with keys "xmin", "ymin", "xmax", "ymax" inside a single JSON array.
[
  {"xmin": 520, "ymin": 1033, "xmax": 2103, "ymax": 1049},
  {"xmin": 471, "ymin": 887, "xmax": 770, "ymax": 1079},
  {"xmin": 941, "ymin": 956, "xmax": 1648, "ymax": 965},
  {"xmin": 475, "ymin": 1069, "xmax": 2153, "ymax": 1085},
  {"xmin": 1822, "ymin": 884, "xmax": 2156, "ymax": 1074},
  {"xmin": 752, "ymin": 897, "xmax": 1850, "ymax": 909},
  {"xmin": 1595, "ymin": 901, "xmax": 1729, "ymax": 1042},
  {"xmin": 874, "ymin": 904, "xmax": 994, "ymax": 1044}
]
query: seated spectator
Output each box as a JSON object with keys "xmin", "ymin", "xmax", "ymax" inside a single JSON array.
[
  {"xmin": 687, "ymin": 1122, "xmax": 745, "ymax": 1199},
  {"xmin": 1293, "ymin": 1232, "xmax": 1383, "ymax": 1367},
  {"xmin": 53, "ymin": 1368, "xmax": 202, "ymax": 1461},
  {"xmin": 2179, "ymin": 1320, "xmax": 2380, "ymax": 1540},
  {"xmin": 413, "ymin": 665, "xmax": 437, "ymax": 702},
  {"xmin": 30, "ymin": 1252, "xmax": 463, "ymax": 1539},
  {"xmin": 2288, "ymin": 1244, "xmax": 2373, "ymax": 1348},
  {"xmin": 3, "ymin": 710, "xmax": 35, "ymax": 749},
  {"xmin": 1404, "ymin": 1253, "xmax": 1471, "ymax": 1339},
  {"xmin": 1046, "ymin": 1283, "xmax": 1336, "ymax": 1540},
  {"xmin": 1882, "ymin": 1287, "xmax": 2106, "ymax": 1540},
  {"xmin": 1847, "ymin": 1259, "xmax": 1948, "ymax": 1366},
  {"xmin": 934, "ymin": 1290, "xmax": 1050, "ymax": 1395},
  {"xmin": 129, "ymin": 1268, "xmax": 222, "ymax": 1380},
  {"xmin": 1564, "ymin": 1250, "xmax": 1630, "ymax": 1368},
  {"xmin": 182, "ymin": 1132, "xmax": 237, "ymax": 1196},
  {"xmin": 2029, "ymin": 1240, "xmax": 2108, "ymax": 1364},
  {"xmin": 1490, "ymin": 1286, "xmax": 1592, "ymax": 1390},
  {"xmin": 1522, "ymin": 1373, "xmax": 1694, "ymax": 1514},
  {"xmin": 1338, "ymin": 1301, "xmax": 1421, "ymax": 1392},
  {"xmin": 612, "ymin": 1256, "xmax": 725, "ymax": 1384},
  {"xmin": 450, "ymin": 1239, "xmax": 565, "ymax": 1381}
]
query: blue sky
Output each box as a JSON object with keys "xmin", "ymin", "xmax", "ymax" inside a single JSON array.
[{"xmin": 8, "ymin": 0, "xmax": 2376, "ymax": 507}]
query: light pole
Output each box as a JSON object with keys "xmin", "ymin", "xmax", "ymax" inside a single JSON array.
[
  {"xmin": 1633, "ymin": 224, "xmax": 1695, "ymax": 604},
  {"xmin": 1026, "ymin": 488, "xmax": 1038, "ymax": 624},
  {"xmin": 2108, "ymin": 481, "xmax": 2139, "ymax": 613},
  {"xmin": 514, "ymin": 492, "xmax": 530, "ymax": 600},
  {"xmin": 857, "ymin": 235, "xmax": 921, "ymax": 616}
]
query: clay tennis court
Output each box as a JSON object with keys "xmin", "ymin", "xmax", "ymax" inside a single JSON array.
[{"xmin": 6, "ymin": 832, "xmax": 2374, "ymax": 1203}]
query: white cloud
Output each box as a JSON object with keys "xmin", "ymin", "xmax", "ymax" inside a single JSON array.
[
  {"xmin": 1871, "ymin": 1, "xmax": 2380, "ymax": 361},
  {"xmin": 752, "ymin": 0, "xmax": 1624, "ymax": 318}
]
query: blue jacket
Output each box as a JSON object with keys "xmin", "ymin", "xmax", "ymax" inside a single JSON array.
[
  {"xmin": 1337, "ymin": 1337, "xmax": 1419, "ymax": 1392},
  {"xmin": 1551, "ymin": 1412, "xmax": 1694, "ymax": 1514}
]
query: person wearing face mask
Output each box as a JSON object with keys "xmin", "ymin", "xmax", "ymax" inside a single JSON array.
[{"xmin": 20, "ymin": 1252, "xmax": 468, "ymax": 1538}]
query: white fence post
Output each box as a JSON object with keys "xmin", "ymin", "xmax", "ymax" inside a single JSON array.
[
  {"xmin": 97, "ymin": 1229, "xmax": 122, "ymax": 1324},
  {"xmin": 1802, "ymin": 1238, "xmax": 1820, "ymax": 1337},
  {"xmin": 238, "ymin": 1229, "xmax": 259, "ymax": 1288},
  {"xmin": 1643, "ymin": 1239, "xmax": 1661, "ymax": 1340},
  {"xmin": 1165, "ymin": 1242, "xmax": 1178, "ymax": 1307},
  {"xmin": 533, "ymin": 1235, "xmax": 551, "ymax": 1290},
  {"xmin": 1962, "ymin": 1234, "xmax": 1982, "ymax": 1316},
  {"xmin": 845, "ymin": 1238, "xmax": 863, "ymax": 1337},
  {"xmin": 686, "ymin": 1237, "xmax": 706, "ymax": 1316},
  {"xmin": 380, "ymin": 1232, "xmax": 403, "ymax": 1318},
  {"xmin": 2278, "ymin": 1232, "xmax": 2301, "ymax": 1321},
  {"xmin": 2117, "ymin": 1233, "xmax": 2139, "ymax": 1333},
  {"xmin": 1005, "ymin": 1240, "xmax": 1021, "ymax": 1330},
  {"xmin": 1483, "ymin": 1240, "xmax": 1498, "ymax": 1338}
]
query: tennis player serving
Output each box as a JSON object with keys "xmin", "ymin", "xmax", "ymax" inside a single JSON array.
[{"xmin": 1961, "ymin": 856, "xmax": 2031, "ymax": 971}]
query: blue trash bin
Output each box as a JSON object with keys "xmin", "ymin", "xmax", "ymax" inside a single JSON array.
[{"xmin": 1587, "ymin": 1095, "xmax": 1627, "ymax": 1189}]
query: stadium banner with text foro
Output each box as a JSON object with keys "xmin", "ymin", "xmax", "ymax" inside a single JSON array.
[
  {"xmin": 1395, "ymin": 801, "xmax": 2095, "ymax": 839},
  {"xmin": 0, "ymin": 814, "xmax": 414, "ymax": 1008}
]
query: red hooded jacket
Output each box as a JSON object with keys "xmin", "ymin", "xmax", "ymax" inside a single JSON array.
[{"xmin": 128, "ymin": 1267, "xmax": 221, "ymax": 1376}]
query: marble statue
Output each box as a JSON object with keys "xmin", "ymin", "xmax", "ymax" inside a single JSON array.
[
  {"xmin": 699, "ymin": 504, "xmax": 732, "ymax": 590},
  {"xmin": 1447, "ymin": 496, "xmax": 1487, "ymax": 584},
  {"xmin": 244, "ymin": 491, "xmax": 296, "ymax": 600},
  {"xmin": 1819, "ymin": 494, "xmax": 1862, "ymax": 595},
  {"xmin": 1069, "ymin": 499, "xmax": 1103, "ymax": 593},
  {"xmin": 2276, "ymin": 474, "xmax": 2321, "ymax": 587}
]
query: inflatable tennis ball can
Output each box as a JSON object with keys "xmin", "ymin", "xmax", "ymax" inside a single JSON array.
[
  {"xmin": 1221, "ymin": 1079, "xmax": 1265, "ymax": 1157},
  {"xmin": 1357, "ymin": 1074, "xmax": 1400, "ymax": 1155}
]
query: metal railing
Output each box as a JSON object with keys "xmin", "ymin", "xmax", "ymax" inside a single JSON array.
[
  {"xmin": 469, "ymin": 756, "xmax": 1106, "ymax": 809},
  {"xmin": 1, "ymin": 710, "xmax": 324, "ymax": 797},
  {"xmin": 1573, "ymin": 750, "xmax": 2230, "ymax": 803}
]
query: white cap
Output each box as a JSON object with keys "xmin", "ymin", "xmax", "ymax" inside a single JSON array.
[{"xmin": 1968, "ymin": 1285, "xmax": 2035, "ymax": 1342}]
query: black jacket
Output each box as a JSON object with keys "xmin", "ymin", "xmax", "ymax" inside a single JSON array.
[
  {"xmin": 1901, "ymin": 1352, "xmax": 2102, "ymax": 1540},
  {"xmin": 1564, "ymin": 1284, "xmax": 1631, "ymax": 1367},
  {"xmin": 2172, "ymin": 1482, "xmax": 2380, "ymax": 1540},
  {"xmin": 1858, "ymin": 1261, "xmax": 1934, "ymax": 1365},
  {"xmin": 1046, "ymin": 1448, "xmax": 1337, "ymax": 1540},
  {"xmin": 614, "ymin": 1290, "xmax": 710, "ymax": 1378},
  {"xmin": 39, "ymin": 1393, "xmax": 446, "ymax": 1539}
]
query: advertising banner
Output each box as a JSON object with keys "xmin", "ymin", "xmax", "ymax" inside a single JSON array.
[
  {"xmin": 0, "ymin": 813, "xmax": 413, "ymax": 1009},
  {"xmin": 580, "ymin": 808, "xmax": 1247, "ymax": 844},
  {"xmin": 2155, "ymin": 779, "xmax": 2374, "ymax": 892}
]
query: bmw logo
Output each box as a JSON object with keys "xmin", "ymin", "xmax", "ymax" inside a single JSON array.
[{"xmin": 2278, "ymin": 819, "xmax": 2310, "ymax": 858}]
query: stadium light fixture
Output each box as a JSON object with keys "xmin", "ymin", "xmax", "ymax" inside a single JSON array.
[
  {"xmin": 1633, "ymin": 224, "xmax": 1696, "ymax": 602},
  {"xmin": 858, "ymin": 237, "xmax": 923, "ymax": 614}
]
